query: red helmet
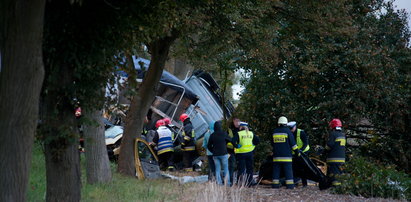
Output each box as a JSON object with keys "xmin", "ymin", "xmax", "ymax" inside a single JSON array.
[
  {"xmin": 329, "ymin": 119, "xmax": 342, "ymax": 129},
  {"xmin": 155, "ymin": 119, "xmax": 165, "ymax": 128},
  {"xmin": 179, "ymin": 113, "xmax": 189, "ymax": 122},
  {"xmin": 163, "ymin": 118, "xmax": 171, "ymax": 125}
]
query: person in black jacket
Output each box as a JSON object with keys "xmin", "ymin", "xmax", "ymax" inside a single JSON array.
[
  {"xmin": 227, "ymin": 117, "xmax": 240, "ymax": 184},
  {"xmin": 207, "ymin": 121, "xmax": 232, "ymax": 186},
  {"xmin": 180, "ymin": 113, "xmax": 196, "ymax": 171},
  {"xmin": 326, "ymin": 118, "xmax": 346, "ymax": 186}
]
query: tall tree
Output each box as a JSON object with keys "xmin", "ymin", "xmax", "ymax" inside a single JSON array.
[
  {"xmin": 83, "ymin": 108, "xmax": 112, "ymax": 184},
  {"xmin": 236, "ymin": 0, "xmax": 411, "ymax": 172},
  {"xmin": 40, "ymin": 0, "xmax": 133, "ymax": 200},
  {"xmin": 0, "ymin": 0, "xmax": 45, "ymax": 201}
]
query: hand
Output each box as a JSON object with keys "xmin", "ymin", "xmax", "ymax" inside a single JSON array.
[{"xmin": 237, "ymin": 144, "xmax": 242, "ymax": 148}]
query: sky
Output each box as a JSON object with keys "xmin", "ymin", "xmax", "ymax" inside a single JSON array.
[
  {"xmin": 231, "ymin": 0, "xmax": 411, "ymax": 100},
  {"xmin": 394, "ymin": 0, "xmax": 411, "ymax": 28}
]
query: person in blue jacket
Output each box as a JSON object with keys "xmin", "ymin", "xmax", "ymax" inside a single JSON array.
[{"xmin": 271, "ymin": 116, "xmax": 299, "ymax": 189}]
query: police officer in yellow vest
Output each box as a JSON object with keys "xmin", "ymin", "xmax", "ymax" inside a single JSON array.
[
  {"xmin": 287, "ymin": 121, "xmax": 310, "ymax": 186},
  {"xmin": 232, "ymin": 122, "xmax": 260, "ymax": 186}
]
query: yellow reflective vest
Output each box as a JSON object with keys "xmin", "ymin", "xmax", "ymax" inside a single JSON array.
[
  {"xmin": 235, "ymin": 130, "xmax": 255, "ymax": 154},
  {"xmin": 296, "ymin": 129, "xmax": 310, "ymax": 153}
]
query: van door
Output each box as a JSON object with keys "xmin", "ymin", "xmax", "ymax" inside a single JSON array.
[{"xmin": 134, "ymin": 138, "xmax": 162, "ymax": 179}]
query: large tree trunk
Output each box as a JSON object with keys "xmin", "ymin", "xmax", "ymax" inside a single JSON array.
[
  {"xmin": 83, "ymin": 109, "xmax": 112, "ymax": 184},
  {"xmin": 118, "ymin": 35, "xmax": 177, "ymax": 176},
  {"xmin": 0, "ymin": 0, "xmax": 45, "ymax": 201},
  {"xmin": 41, "ymin": 63, "xmax": 81, "ymax": 202}
]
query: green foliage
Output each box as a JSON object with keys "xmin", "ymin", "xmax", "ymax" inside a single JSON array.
[
  {"xmin": 235, "ymin": 0, "xmax": 411, "ymax": 172},
  {"xmin": 333, "ymin": 156, "xmax": 411, "ymax": 200}
]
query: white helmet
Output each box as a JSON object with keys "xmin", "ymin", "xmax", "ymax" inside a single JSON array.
[{"xmin": 278, "ymin": 116, "xmax": 288, "ymax": 125}]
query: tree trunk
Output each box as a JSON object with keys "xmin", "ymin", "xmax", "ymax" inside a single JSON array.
[
  {"xmin": 118, "ymin": 35, "xmax": 177, "ymax": 176},
  {"xmin": 83, "ymin": 109, "xmax": 112, "ymax": 184},
  {"xmin": 41, "ymin": 62, "xmax": 81, "ymax": 202},
  {"xmin": 0, "ymin": 0, "xmax": 45, "ymax": 201}
]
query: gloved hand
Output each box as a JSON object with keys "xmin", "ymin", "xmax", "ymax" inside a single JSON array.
[
  {"xmin": 237, "ymin": 144, "xmax": 242, "ymax": 148},
  {"xmin": 293, "ymin": 149, "xmax": 301, "ymax": 157}
]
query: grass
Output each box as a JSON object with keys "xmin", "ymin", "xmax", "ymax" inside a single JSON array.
[{"xmin": 27, "ymin": 142, "xmax": 181, "ymax": 202}]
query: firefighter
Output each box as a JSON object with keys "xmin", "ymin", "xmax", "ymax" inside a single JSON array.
[
  {"xmin": 287, "ymin": 121, "xmax": 310, "ymax": 186},
  {"xmin": 152, "ymin": 119, "xmax": 175, "ymax": 171},
  {"xmin": 227, "ymin": 117, "xmax": 240, "ymax": 185},
  {"xmin": 232, "ymin": 122, "xmax": 260, "ymax": 186},
  {"xmin": 326, "ymin": 118, "xmax": 346, "ymax": 186},
  {"xmin": 272, "ymin": 116, "xmax": 299, "ymax": 189},
  {"xmin": 180, "ymin": 113, "xmax": 196, "ymax": 171}
]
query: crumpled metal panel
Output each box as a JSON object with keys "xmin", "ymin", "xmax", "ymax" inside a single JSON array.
[{"xmin": 185, "ymin": 77, "xmax": 225, "ymax": 139}]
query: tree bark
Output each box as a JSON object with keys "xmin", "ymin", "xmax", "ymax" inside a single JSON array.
[
  {"xmin": 0, "ymin": 0, "xmax": 45, "ymax": 201},
  {"xmin": 83, "ymin": 109, "xmax": 112, "ymax": 184},
  {"xmin": 118, "ymin": 35, "xmax": 177, "ymax": 176},
  {"xmin": 41, "ymin": 62, "xmax": 81, "ymax": 202}
]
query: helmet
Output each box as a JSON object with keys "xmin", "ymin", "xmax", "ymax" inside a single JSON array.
[
  {"xmin": 329, "ymin": 119, "xmax": 342, "ymax": 129},
  {"xmin": 278, "ymin": 116, "xmax": 288, "ymax": 125},
  {"xmin": 155, "ymin": 119, "xmax": 165, "ymax": 128},
  {"xmin": 287, "ymin": 121, "xmax": 296, "ymax": 128},
  {"xmin": 179, "ymin": 113, "xmax": 189, "ymax": 122},
  {"xmin": 163, "ymin": 117, "xmax": 171, "ymax": 125}
]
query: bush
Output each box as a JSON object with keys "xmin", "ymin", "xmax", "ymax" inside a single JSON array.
[{"xmin": 333, "ymin": 155, "xmax": 411, "ymax": 200}]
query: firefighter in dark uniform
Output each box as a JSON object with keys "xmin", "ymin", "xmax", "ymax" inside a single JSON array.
[
  {"xmin": 287, "ymin": 121, "xmax": 310, "ymax": 186},
  {"xmin": 326, "ymin": 118, "xmax": 346, "ymax": 186},
  {"xmin": 152, "ymin": 119, "xmax": 175, "ymax": 171},
  {"xmin": 271, "ymin": 116, "xmax": 299, "ymax": 189},
  {"xmin": 180, "ymin": 113, "xmax": 196, "ymax": 171}
]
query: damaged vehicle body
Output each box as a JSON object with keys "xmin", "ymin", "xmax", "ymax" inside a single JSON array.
[{"xmin": 106, "ymin": 57, "xmax": 234, "ymax": 176}]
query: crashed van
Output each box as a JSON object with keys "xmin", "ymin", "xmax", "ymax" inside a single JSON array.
[{"xmin": 106, "ymin": 57, "xmax": 234, "ymax": 173}]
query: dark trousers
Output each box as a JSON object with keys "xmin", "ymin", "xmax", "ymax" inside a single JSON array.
[
  {"xmin": 327, "ymin": 163, "xmax": 343, "ymax": 186},
  {"xmin": 158, "ymin": 151, "xmax": 174, "ymax": 170},
  {"xmin": 207, "ymin": 155, "xmax": 215, "ymax": 181},
  {"xmin": 273, "ymin": 162, "xmax": 294, "ymax": 189},
  {"xmin": 228, "ymin": 154, "xmax": 236, "ymax": 184},
  {"xmin": 183, "ymin": 150, "xmax": 195, "ymax": 170},
  {"xmin": 236, "ymin": 152, "xmax": 254, "ymax": 185}
]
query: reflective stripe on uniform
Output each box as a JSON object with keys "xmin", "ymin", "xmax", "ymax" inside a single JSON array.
[
  {"xmin": 273, "ymin": 157, "xmax": 293, "ymax": 162},
  {"xmin": 272, "ymin": 133, "xmax": 287, "ymax": 143},
  {"xmin": 182, "ymin": 146, "xmax": 195, "ymax": 151},
  {"xmin": 327, "ymin": 158, "xmax": 345, "ymax": 163},
  {"xmin": 292, "ymin": 145, "xmax": 298, "ymax": 150},
  {"xmin": 158, "ymin": 148, "xmax": 173, "ymax": 155},
  {"xmin": 285, "ymin": 180, "xmax": 294, "ymax": 185},
  {"xmin": 272, "ymin": 179, "xmax": 280, "ymax": 184},
  {"xmin": 332, "ymin": 181, "xmax": 341, "ymax": 186}
]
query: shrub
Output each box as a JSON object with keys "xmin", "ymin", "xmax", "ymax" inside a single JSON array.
[{"xmin": 333, "ymin": 155, "xmax": 411, "ymax": 200}]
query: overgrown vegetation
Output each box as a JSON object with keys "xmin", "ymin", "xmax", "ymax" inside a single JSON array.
[
  {"xmin": 28, "ymin": 142, "xmax": 180, "ymax": 202},
  {"xmin": 236, "ymin": 0, "xmax": 411, "ymax": 173},
  {"xmin": 333, "ymin": 156, "xmax": 411, "ymax": 200}
]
